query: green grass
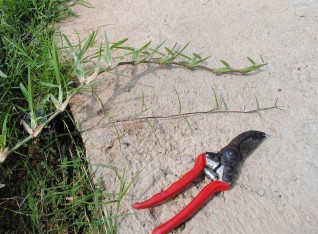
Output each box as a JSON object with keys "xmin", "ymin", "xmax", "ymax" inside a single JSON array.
[{"xmin": 0, "ymin": 1, "xmax": 129, "ymax": 233}]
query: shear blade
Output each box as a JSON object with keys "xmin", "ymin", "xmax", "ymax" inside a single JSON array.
[{"xmin": 224, "ymin": 130, "xmax": 266, "ymax": 157}]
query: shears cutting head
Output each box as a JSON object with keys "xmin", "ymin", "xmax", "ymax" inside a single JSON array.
[
  {"xmin": 222, "ymin": 130, "xmax": 266, "ymax": 158},
  {"xmin": 206, "ymin": 130, "xmax": 266, "ymax": 183}
]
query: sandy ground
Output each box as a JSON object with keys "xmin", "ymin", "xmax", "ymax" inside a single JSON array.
[{"xmin": 60, "ymin": 0, "xmax": 318, "ymax": 233}]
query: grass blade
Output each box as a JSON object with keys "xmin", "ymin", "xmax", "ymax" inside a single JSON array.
[
  {"xmin": 50, "ymin": 94, "xmax": 60, "ymax": 109},
  {"xmin": 63, "ymin": 34, "xmax": 85, "ymax": 81},
  {"xmin": 240, "ymin": 63, "xmax": 266, "ymax": 74},
  {"xmin": 40, "ymin": 82, "xmax": 59, "ymax": 88},
  {"xmin": 212, "ymin": 87, "xmax": 219, "ymax": 109},
  {"xmin": 146, "ymin": 120, "xmax": 160, "ymax": 145},
  {"xmin": 110, "ymin": 38, "xmax": 129, "ymax": 50},
  {"xmin": 0, "ymin": 70, "xmax": 7, "ymax": 78},
  {"xmin": 135, "ymin": 41, "xmax": 152, "ymax": 53},
  {"xmin": 20, "ymin": 83, "xmax": 29, "ymax": 100},
  {"xmin": 149, "ymin": 40, "xmax": 165, "ymax": 55},
  {"xmin": 104, "ymin": 32, "xmax": 111, "ymax": 67},
  {"xmin": 220, "ymin": 60, "xmax": 230, "ymax": 68},
  {"xmin": 174, "ymin": 87, "xmax": 182, "ymax": 114},
  {"xmin": 247, "ymin": 57, "xmax": 256, "ymax": 65},
  {"xmin": 0, "ymin": 114, "xmax": 9, "ymax": 148},
  {"xmin": 78, "ymin": 31, "xmax": 97, "ymax": 60},
  {"xmin": 52, "ymin": 41, "xmax": 62, "ymax": 86},
  {"xmin": 27, "ymin": 68, "xmax": 34, "ymax": 114},
  {"xmin": 183, "ymin": 116, "xmax": 193, "ymax": 134},
  {"xmin": 164, "ymin": 41, "xmax": 190, "ymax": 63}
]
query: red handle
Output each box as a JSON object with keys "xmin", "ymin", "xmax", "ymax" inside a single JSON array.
[
  {"xmin": 132, "ymin": 154, "xmax": 206, "ymax": 209},
  {"xmin": 152, "ymin": 181, "xmax": 231, "ymax": 234}
]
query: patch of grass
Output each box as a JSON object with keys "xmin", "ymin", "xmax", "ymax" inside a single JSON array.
[
  {"xmin": 0, "ymin": 1, "xmax": 121, "ymax": 233},
  {"xmin": 1, "ymin": 112, "xmax": 104, "ymax": 232},
  {"xmin": 0, "ymin": 0, "xmax": 75, "ymax": 144}
]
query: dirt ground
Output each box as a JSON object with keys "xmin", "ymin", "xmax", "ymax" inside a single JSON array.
[{"xmin": 60, "ymin": 0, "xmax": 318, "ymax": 233}]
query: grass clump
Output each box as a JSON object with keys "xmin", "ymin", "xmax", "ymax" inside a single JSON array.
[{"xmin": 0, "ymin": 1, "xmax": 119, "ymax": 233}]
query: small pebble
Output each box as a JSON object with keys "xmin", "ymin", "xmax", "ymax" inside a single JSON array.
[
  {"xmin": 305, "ymin": 216, "xmax": 311, "ymax": 222},
  {"xmin": 258, "ymin": 189, "xmax": 265, "ymax": 196}
]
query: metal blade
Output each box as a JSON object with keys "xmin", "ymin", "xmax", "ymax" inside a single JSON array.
[{"xmin": 223, "ymin": 130, "xmax": 266, "ymax": 158}]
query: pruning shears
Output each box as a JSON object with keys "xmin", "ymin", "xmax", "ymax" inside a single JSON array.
[{"xmin": 132, "ymin": 130, "xmax": 266, "ymax": 234}]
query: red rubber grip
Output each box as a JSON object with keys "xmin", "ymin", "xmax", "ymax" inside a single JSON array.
[
  {"xmin": 152, "ymin": 181, "xmax": 231, "ymax": 234},
  {"xmin": 132, "ymin": 154, "xmax": 206, "ymax": 209}
]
